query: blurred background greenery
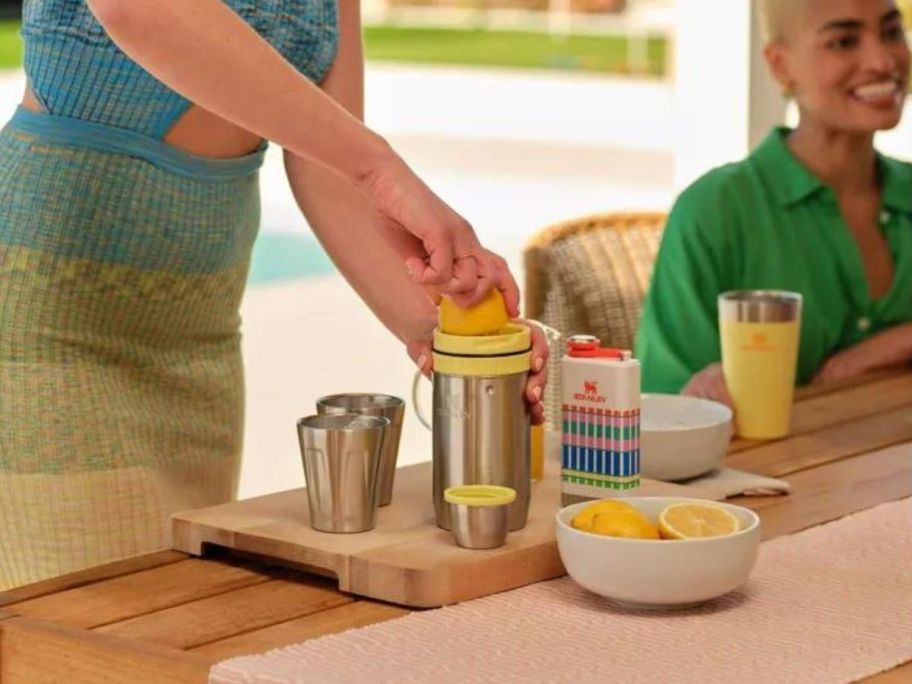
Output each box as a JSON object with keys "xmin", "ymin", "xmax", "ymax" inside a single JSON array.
[{"xmin": 0, "ymin": 0, "xmax": 669, "ymax": 76}]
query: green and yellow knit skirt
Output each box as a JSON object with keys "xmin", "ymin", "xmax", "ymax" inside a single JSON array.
[{"xmin": 0, "ymin": 110, "xmax": 263, "ymax": 589}]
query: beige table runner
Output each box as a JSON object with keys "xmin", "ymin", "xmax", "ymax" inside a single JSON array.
[{"xmin": 212, "ymin": 498, "xmax": 912, "ymax": 684}]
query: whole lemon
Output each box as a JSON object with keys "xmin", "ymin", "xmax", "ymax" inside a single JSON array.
[
  {"xmin": 438, "ymin": 289, "xmax": 509, "ymax": 336},
  {"xmin": 570, "ymin": 499, "xmax": 635, "ymax": 533},
  {"xmin": 589, "ymin": 509, "xmax": 660, "ymax": 540}
]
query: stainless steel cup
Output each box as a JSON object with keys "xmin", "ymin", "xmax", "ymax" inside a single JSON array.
[
  {"xmin": 296, "ymin": 414, "xmax": 389, "ymax": 533},
  {"xmin": 445, "ymin": 485, "xmax": 516, "ymax": 550},
  {"xmin": 316, "ymin": 394, "xmax": 405, "ymax": 507}
]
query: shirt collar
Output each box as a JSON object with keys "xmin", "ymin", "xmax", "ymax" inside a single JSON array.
[
  {"xmin": 752, "ymin": 126, "xmax": 912, "ymax": 214},
  {"xmin": 751, "ymin": 127, "xmax": 825, "ymax": 207}
]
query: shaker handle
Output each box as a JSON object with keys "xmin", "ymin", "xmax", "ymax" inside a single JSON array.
[
  {"xmin": 411, "ymin": 370, "xmax": 433, "ymax": 431},
  {"xmin": 525, "ymin": 319, "xmax": 563, "ymax": 347}
]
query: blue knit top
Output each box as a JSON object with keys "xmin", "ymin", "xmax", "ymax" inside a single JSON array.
[{"xmin": 21, "ymin": 0, "xmax": 339, "ymax": 140}]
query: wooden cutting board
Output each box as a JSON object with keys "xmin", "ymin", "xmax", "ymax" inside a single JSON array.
[{"xmin": 171, "ymin": 458, "xmax": 714, "ymax": 608}]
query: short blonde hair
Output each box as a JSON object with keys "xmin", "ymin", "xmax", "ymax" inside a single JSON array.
[{"xmin": 758, "ymin": 0, "xmax": 791, "ymax": 42}]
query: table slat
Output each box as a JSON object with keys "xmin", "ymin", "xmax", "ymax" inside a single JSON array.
[
  {"xmin": 5, "ymin": 557, "xmax": 271, "ymax": 629},
  {"xmin": 730, "ymin": 373, "xmax": 912, "ymax": 453},
  {"xmin": 190, "ymin": 600, "xmax": 409, "ymax": 663},
  {"xmin": 726, "ymin": 406, "xmax": 912, "ymax": 478},
  {"xmin": 792, "ymin": 369, "xmax": 899, "ymax": 401},
  {"xmin": 739, "ymin": 443, "xmax": 912, "ymax": 541},
  {"xmin": 0, "ymin": 617, "xmax": 208, "ymax": 684},
  {"xmin": 0, "ymin": 550, "xmax": 187, "ymax": 608},
  {"xmin": 95, "ymin": 576, "xmax": 352, "ymax": 649}
]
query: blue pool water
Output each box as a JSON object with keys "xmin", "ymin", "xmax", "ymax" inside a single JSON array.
[{"xmin": 247, "ymin": 232, "xmax": 336, "ymax": 286}]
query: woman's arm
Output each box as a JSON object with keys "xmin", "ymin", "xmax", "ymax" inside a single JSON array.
[
  {"xmin": 281, "ymin": 0, "xmax": 436, "ymax": 345},
  {"xmin": 634, "ymin": 185, "xmax": 731, "ymax": 396},
  {"xmin": 282, "ymin": 2, "xmax": 546, "ymax": 422},
  {"xmin": 812, "ymin": 323, "xmax": 912, "ymax": 383},
  {"xmin": 86, "ymin": 0, "xmax": 513, "ymax": 301},
  {"xmin": 86, "ymin": 0, "xmax": 385, "ymax": 185}
]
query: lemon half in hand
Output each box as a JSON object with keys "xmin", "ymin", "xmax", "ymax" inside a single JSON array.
[
  {"xmin": 658, "ymin": 503, "xmax": 740, "ymax": 540},
  {"xmin": 438, "ymin": 289, "xmax": 509, "ymax": 336},
  {"xmin": 570, "ymin": 499, "xmax": 635, "ymax": 533}
]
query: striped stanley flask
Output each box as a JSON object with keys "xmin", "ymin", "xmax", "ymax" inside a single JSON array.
[{"xmin": 560, "ymin": 335, "xmax": 641, "ymax": 505}]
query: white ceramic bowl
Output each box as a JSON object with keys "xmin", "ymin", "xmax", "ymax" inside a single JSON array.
[
  {"xmin": 556, "ymin": 497, "xmax": 760, "ymax": 609},
  {"xmin": 640, "ymin": 394, "xmax": 733, "ymax": 481}
]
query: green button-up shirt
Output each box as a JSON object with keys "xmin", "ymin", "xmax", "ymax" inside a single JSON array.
[{"xmin": 635, "ymin": 127, "xmax": 912, "ymax": 393}]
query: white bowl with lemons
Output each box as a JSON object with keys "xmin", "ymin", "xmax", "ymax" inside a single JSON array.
[{"xmin": 556, "ymin": 497, "xmax": 760, "ymax": 609}]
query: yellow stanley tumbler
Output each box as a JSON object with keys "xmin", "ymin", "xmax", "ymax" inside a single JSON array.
[{"xmin": 719, "ymin": 290, "xmax": 802, "ymax": 439}]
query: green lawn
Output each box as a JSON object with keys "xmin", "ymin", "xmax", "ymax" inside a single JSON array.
[
  {"xmin": 0, "ymin": 20, "xmax": 665, "ymax": 76},
  {"xmin": 0, "ymin": 20, "xmax": 21, "ymax": 70},
  {"xmin": 364, "ymin": 26, "xmax": 667, "ymax": 76}
]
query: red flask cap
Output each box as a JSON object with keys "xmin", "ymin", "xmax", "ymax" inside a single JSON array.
[{"xmin": 566, "ymin": 335, "xmax": 630, "ymax": 360}]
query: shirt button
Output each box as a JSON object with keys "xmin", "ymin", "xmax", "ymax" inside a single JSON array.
[
  {"xmin": 857, "ymin": 317, "xmax": 872, "ymax": 332},
  {"xmin": 879, "ymin": 210, "xmax": 891, "ymax": 225}
]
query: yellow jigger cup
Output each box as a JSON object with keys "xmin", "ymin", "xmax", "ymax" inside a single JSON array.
[{"xmin": 719, "ymin": 290, "xmax": 802, "ymax": 439}]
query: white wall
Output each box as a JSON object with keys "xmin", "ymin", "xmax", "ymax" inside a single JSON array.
[{"xmin": 672, "ymin": 0, "xmax": 786, "ymax": 189}]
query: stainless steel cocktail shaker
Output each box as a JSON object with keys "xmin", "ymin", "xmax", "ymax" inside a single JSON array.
[{"xmin": 415, "ymin": 323, "xmax": 532, "ymax": 532}]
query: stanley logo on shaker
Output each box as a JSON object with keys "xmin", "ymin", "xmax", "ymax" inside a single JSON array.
[
  {"xmin": 435, "ymin": 393, "xmax": 469, "ymax": 419},
  {"xmin": 573, "ymin": 379, "xmax": 606, "ymax": 404}
]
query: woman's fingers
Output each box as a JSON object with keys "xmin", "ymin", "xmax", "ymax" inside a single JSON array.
[
  {"xmin": 406, "ymin": 339, "xmax": 433, "ymax": 378},
  {"xmin": 488, "ymin": 251, "xmax": 520, "ymax": 317},
  {"xmin": 522, "ymin": 321, "xmax": 549, "ymax": 421},
  {"xmin": 530, "ymin": 400, "xmax": 546, "ymax": 426},
  {"xmin": 526, "ymin": 320, "xmax": 550, "ymax": 372},
  {"xmin": 367, "ymin": 158, "xmax": 524, "ymax": 314},
  {"xmin": 406, "ymin": 228, "xmax": 453, "ymax": 286}
]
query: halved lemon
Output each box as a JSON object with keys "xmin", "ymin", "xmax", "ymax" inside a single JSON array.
[
  {"xmin": 590, "ymin": 509, "xmax": 660, "ymax": 540},
  {"xmin": 570, "ymin": 499, "xmax": 635, "ymax": 532},
  {"xmin": 438, "ymin": 289, "xmax": 509, "ymax": 336},
  {"xmin": 658, "ymin": 503, "xmax": 740, "ymax": 540}
]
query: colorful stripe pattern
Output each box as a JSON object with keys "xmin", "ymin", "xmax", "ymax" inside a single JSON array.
[{"xmin": 561, "ymin": 405, "xmax": 641, "ymax": 490}]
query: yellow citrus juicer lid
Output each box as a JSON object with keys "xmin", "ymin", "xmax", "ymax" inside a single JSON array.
[{"xmin": 432, "ymin": 323, "xmax": 531, "ymax": 377}]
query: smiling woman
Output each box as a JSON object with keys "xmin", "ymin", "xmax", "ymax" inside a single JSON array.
[{"xmin": 636, "ymin": 0, "xmax": 912, "ymax": 402}]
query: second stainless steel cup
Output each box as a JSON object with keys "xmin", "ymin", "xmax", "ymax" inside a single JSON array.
[
  {"xmin": 316, "ymin": 394, "xmax": 405, "ymax": 507},
  {"xmin": 296, "ymin": 414, "xmax": 389, "ymax": 533}
]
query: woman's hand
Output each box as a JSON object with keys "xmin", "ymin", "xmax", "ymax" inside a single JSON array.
[
  {"xmin": 360, "ymin": 157, "xmax": 520, "ymax": 315},
  {"xmin": 813, "ymin": 323, "xmax": 912, "ymax": 384},
  {"xmin": 406, "ymin": 318, "xmax": 549, "ymax": 426},
  {"xmin": 681, "ymin": 362, "xmax": 733, "ymax": 408}
]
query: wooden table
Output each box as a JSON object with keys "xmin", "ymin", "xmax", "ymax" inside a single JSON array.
[{"xmin": 2, "ymin": 370, "xmax": 911, "ymax": 684}]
